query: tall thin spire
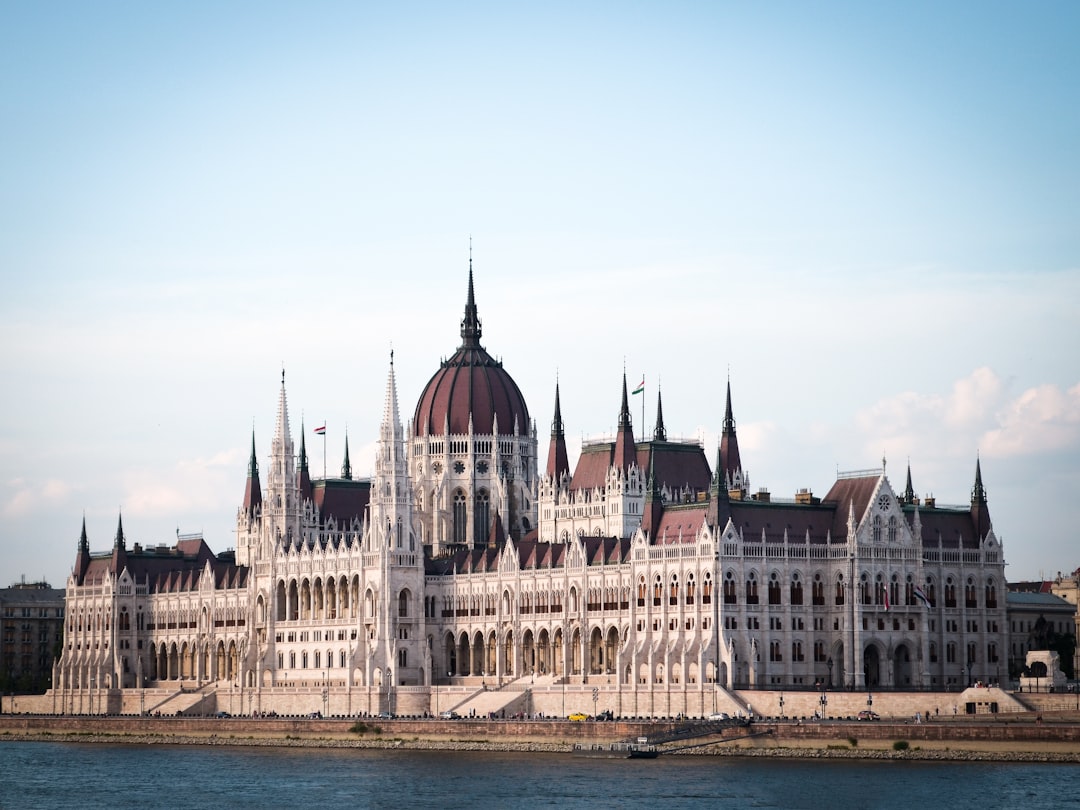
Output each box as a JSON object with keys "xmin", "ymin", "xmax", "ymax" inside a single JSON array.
[
  {"xmin": 902, "ymin": 461, "xmax": 916, "ymax": 505},
  {"xmin": 970, "ymin": 455, "xmax": 991, "ymax": 543},
  {"xmin": 114, "ymin": 511, "xmax": 126, "ymax": 551},
  {"xmin": 614, "ymin": 371, "xmax": 636, "ymax": 472},
  {"xmin": 243, "ymin": 431, "xmax": 263, "ymax": 518},
  {"xmin": 74, "ymin": 516, "xmax": 91, "ymax": 584},
  {"xmin": 248, "ymin": 431, "xmax": 259, "ymax": 478},
  {"xmin": 383, "ymin": 351, "xmax": 402, "ymax": 435},
  {"xmin": 653, "ymin": 387, "xmax": 667, "ymax": 441},
  {"xmin": 297, "ymin": 423, "xmax": 312, "ymax": 503},
  {"xmin": 274, "ymin": 370, "xmax": 292, "ymax": 449},
  {"xmin": 460, "ymin": 253, "xmax": 482, "ymax": 349},
  {"xmin": 546, "ymin": 380, "xmax": 569, "ymax": 481},
  {"xmin": 719, "ymin": 375, "xmax": 744, "ymax": 493},
  {"xmin": 341, "ymin": 433, "xmax": 353, "ymax": 480},
  {"xmin": 971, "ymin": 455, "xmax": 986, "ymax": 504},
  {"xmin": 618, "ymin": 369, "xmax": 632, "ymax": 429},
  {"xmin": 267, "ymin": 369, "xmax": 296, "ymax": 519}
]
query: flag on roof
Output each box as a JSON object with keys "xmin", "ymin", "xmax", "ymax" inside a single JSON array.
[
  {"xmin": 632, "ymin": 378, "xmax": 645, "ymax": 395},
  {"xmin": 314, "ymin": 425, "xmax": 326, "ymax": 435}
]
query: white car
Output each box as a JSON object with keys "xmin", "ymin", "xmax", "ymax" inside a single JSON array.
[{"xmin": 707, "ymin": 712, "xmax": 730, "ymax": 721}]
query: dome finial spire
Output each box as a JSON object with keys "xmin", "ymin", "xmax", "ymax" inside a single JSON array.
[{"xmin": 460, "ymin": 243, "xmax": 482, "ymax": 348}]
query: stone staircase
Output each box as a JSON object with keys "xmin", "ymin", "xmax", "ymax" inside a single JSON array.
[{"xmin": 448, "ymin": 676, "xmax": 547, "ymax": 718}]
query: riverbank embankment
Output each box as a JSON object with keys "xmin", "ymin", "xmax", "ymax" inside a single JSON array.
[{"xmin": 2, "ymin": 714, "xmax": 1078, "ymax": 762}]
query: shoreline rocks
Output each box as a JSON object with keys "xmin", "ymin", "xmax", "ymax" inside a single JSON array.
[{"xmin": 2, "ymin": 731, "xmax": 1077, "ymax": 763}]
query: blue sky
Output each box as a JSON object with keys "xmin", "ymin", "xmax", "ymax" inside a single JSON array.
[{"xmin": 1, "ymin": 1, "xmax": 1077, "ymax": 587}]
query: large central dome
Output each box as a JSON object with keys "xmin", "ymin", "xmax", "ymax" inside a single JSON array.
[{"xmin": 412, "ymin": 271, "xmax": 530, "ymax": 437}]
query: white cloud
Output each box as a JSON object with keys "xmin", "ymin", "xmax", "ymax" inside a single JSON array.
[
  {"xmin": 848, "ymin": 369, "xmax": 1080, "ymax": 479},
  {"xmin": 982, "ymin": 382, "xmax": 1080, "ymax": 457},
  {"xmin": 944, "ymin": 367, "xmax": 1004, "ymax": 428},
  {"xmin": 2, "ymin": 477, "xmax": 73, "ymax": 518}
]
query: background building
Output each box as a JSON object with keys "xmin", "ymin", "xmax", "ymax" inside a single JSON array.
[{"xmin": 1, "ymin": 579, "xmax": 65, "ymax": 697}]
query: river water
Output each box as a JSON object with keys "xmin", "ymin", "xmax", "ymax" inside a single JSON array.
[{"xmin": 0, "ymin": 742, "xmax": 1077, "ymax": 809}]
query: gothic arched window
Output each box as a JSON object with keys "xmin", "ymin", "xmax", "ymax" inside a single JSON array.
[{"xmin": 453, "ymin": 490, "xmax": 467, "ymax": 545}]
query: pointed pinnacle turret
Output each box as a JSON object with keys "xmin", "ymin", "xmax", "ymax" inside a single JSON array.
[
  {"xmin": 114, "ymin": 511, "xmax": 126, "ymax": 551},
  {"xmin": 618, "ymin": 370, "xmax": 632, "ymax": 429},
  {"xmin": 719, "ymin": 376, "xmax": 743, "ymax": 492},
  {"xmin": 902, "ymin": 461, "xmax": 916, "ymax": 505},
  {"xmin": 614, "ymin": 371, "xmax": 636, "ymax": 472},
  {"xmin": 460, "ymin": 261, "xmax": 482, "ymax": 349},
  {"xmin": 297, "ymin": 423, "xmax": 312, "ymax": 503},
  {"xmin": 74, "ymin": 516, "xmax": 92, "ymax": 584},
  {"xmin": 248, "ymin": 432, "xmax": 259, "ymax": 478},
  {"xmin": 382, "ymin": 352, "xmax": 402, "ymax": 439},
  {"xmin": 274, "ymin": 369, "xmax": 293, "ymax": 445},
  {"xmin": 341, "ymin": 433, "xmax": 353, "ymax": 480},
  {"xmin": 970, "ymin": 455, "xmax": 991, "ymax": 542},
  {"xmin": 546, "ymin": 381, "xmax": 569, "ymax": 481},
  {"xmin": 653, "ymin": 387, "xmax": 667, "ymax": 441},
  {"xmin": 551, "ymin": 380, "xmax": 564, "ymax": 438},
  {"xmin": 971, "ymin": 456, "xmax": 986, "ymax": 504},
  {"xmin": 243, "ymin": 431, "xmax": 263, "ymax": 518}
]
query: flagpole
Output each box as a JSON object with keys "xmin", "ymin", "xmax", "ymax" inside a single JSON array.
[
  {"xmin": 641, "ymin": 374, "xmax": 645, "ymax": 438},
  {"xmin": 323, "ymin": 423, "xmax": 327, "ymax": 481}
]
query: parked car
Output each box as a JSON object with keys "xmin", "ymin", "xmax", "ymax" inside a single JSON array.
[
  {"xmin": 568, "ymin": 712, "xmax": 589, "ymax": 722},
  {"xmin": 707, "ymin": 712, "xmax": 730, "ymax": 721},
  {"xmin": 439, "ymin": 710, "xmax": 460, "ymax": 720},
  {"xmin": 857, "ymin": 710, "xmax": 880, "ymax": 721}
]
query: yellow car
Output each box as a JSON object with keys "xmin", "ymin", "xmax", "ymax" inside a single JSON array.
[{"xmin": 568, "ymin": 712, "xmax": 589, "ymax": 722}]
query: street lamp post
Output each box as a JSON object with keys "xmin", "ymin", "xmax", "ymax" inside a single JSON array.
[
  {"xmin": 779, "ymin": 691, "xmax": 785, "ymax": 720},
  {"xmin": 819, "ymin": 680, "xmax": 827, "ymax": 720},
  {"xmin": 827, "ymin": 657, "xmax": 833, "ymax": 689}
]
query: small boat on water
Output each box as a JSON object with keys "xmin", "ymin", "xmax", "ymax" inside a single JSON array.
[{"xmin": 572, "ymin": 742, "xmax": 659, "ymax": 759}]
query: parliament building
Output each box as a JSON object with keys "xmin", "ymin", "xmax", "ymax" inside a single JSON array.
[{"xmin": 52, "ymin": 270, "xmax": 1008, "ymax": 718}]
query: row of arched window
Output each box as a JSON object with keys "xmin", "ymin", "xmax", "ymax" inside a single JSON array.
[{"xmin": 719, "ymin": 569, "xmax": 1001, "ymax": 610}]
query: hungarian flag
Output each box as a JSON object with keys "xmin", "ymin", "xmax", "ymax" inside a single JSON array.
[
  {"xmin": 913, "ymin": 585, "xmax": 932, "ymax": 608},
  {"xmin": 314, "ymin": 425, "xmax": 326, "ymax": 435},
  {"xmin": 883, "ymin": 586, "xmax": 890, "ymax": 611},
  {"xmin": 632, "ymin": 378, "xmax": 645, "ymax": 395}
]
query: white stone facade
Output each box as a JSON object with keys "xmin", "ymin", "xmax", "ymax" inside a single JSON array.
[{"xmin": 51, "ymin": 276, "xmax": 1009, "ymax": 717}]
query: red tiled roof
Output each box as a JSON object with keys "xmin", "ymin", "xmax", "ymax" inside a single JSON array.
[
  {"xmin": 568, "ymin": 440, "xmax": 711, "ymax": 493},
  {"xmin": 313, "ymin": 479, "xmax": 370, "ymax": 526},
  {"xmin": 653, "ymin": 505, "xmax": 708, "ymax": 545},
  {"xmin": 413, "ymin": 345, "xmax": 529, "ymax": 437},
  {"xmin": 75, "ymin": 537, "xmax": 244, "ymax": 592}
]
